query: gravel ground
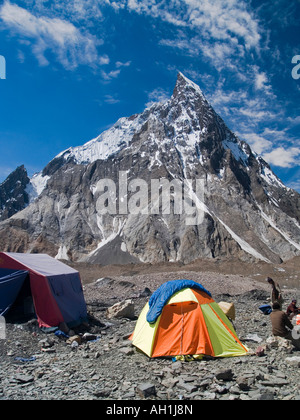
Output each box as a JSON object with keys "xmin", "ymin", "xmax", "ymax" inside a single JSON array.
[{"xmin": 1, "ymin": 267, "xmax": 300, "ymax": 401}]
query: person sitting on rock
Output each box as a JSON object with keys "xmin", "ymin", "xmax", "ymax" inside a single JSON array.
[
  {"xmin": 270, "ymin": 302, "xmax": 300, "ymax": 349},
  {"xmin": 286, "ymin": 299, "xmax": 300, "ymax": 320}
]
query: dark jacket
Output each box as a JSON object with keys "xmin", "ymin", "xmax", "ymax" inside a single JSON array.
[
  {"xmin": 270, "ymin": 309, "xmax": 293, "ymax": 337},
  {"xmin": 286, "ymin": 302, "xmax": 299, "ymax": 317}
]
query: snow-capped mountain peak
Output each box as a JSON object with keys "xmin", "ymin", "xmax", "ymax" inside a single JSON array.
[
  {"xmin": 0, "ymin": 73, "xmax": 299, "ymax": 266},
  {"xmin": 39, "ymin": 73, "xmax": 250, "ymax": 178},
  {"xmin": 174, "ymin": 72, "xmax": 207, "ymax": 99},
  {"xmin": 54, "ymin": 72, "xmax": 208, "ymax": 167},
  {"xmin": 24, "ymin": 73, "xmax": 285, "ymax": 203}
]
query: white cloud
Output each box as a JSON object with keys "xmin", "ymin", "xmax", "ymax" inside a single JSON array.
[
  {"xmin": 239, "ymin": 107, "xmax": 275, "ymax": 122},
  {"xmin": 125, "ymin": 0, "xmax": 261, "ymax": 51},
  {"xmin": 242, "ymin": 133, "xmax": 273, "ymax": 155},
  {"xmin": 159, "ymin": 36, "xmax": 193, "ymax": 55},
  {"xmin": 146, "ymin": 88, "xmax": 170, "ymax": 107},
  {"xmin": 0, "ymin": 1, "xmax": 101, "ymax": 69},
  {"xmin": 22, "ymin": 0, "xmax": 104, "ymax": 23},
  {"xmin": 249, "ymin": 65, "xmax": 274, "ymax": 97},
  {"xmin": 99, "ymin": 54, "xmax": 110, "ymax": 65},
  {"xmin": 184, "ymin": 0, "xmax": 261, "ymax": 48},
  {"xmin": 116, "ymin": 61, "xmax": 131, "ymax": 68},
  {"xmin": 199, "ymin": 40, "xmax": 238, "ymax": 68},
  {"xmin": 287, "ymin": 115, "xmax": 300, "ymax": 126},
  {"xmin": 231, "ymin": 93, "xmax": 280, "ymax": 123},
  {"xmin": 255, "ymin": 71, "xmax": 268, "ymax": 91},
  {"xmin": 262, "ymin": 128, "xmax": 287, "ymax": 141},
  {"xmin": 238, "ymin": 127, "xmax": 300, "ymax": 169},
  {"xmin": 285, "ymin": 167, "xmax": 300, "ymax": 192},
  {"xmin": 255, "ymin": 72, "xmax": 267, "ymax": 89},
  {"xmin": 22, "ymin": 0, "xmax": 262, "ymax": 55},
  {"xmin": 104, "ymin": 94, "xmax": 120, "ymax": 104},
  {"xmin": 262, "ymin": 147, "xmax": 300, "ymax": 168},
  {"xmin": 151, "ymin": 0, "xmax": 261, "ymax": 70},
  {"xmin": 101, "ymin": 68, "xmax": 121, "ymax": 81},
  {"xmin": 101, "ymin": 60, "xmax": 131, "ymax": 81},
  {"xmin": 0, "ymin": 2, "xmax": 132, "ymax": 81},
  {"xmin": 209, "ymin": 85, "xmax": 247, "ymax": 107},
  {"xmin": 287, "ymin": 179, "xmax": 300, "ymax": 193}
]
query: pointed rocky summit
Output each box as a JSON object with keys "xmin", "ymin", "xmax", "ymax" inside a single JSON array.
[{"xmin": 0, "ymin": 73, "xmax": 299, "ymax": 264}]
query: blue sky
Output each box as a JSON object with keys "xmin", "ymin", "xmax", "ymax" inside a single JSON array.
[{"xmin": 0, "ymin": 0, "xmax": 299, "ymax": 192}]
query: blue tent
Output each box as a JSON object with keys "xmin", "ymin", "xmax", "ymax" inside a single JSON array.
[
  {"xmin": 0, "ymin": 252, "xmax": 88, "ymax": 328},
  {"xmin": 0, "ymin": 268, "xmax": 29, "ymax": 316}
]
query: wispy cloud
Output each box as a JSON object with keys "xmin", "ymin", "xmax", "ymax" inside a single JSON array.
[
  {"xmin": 21, "ymin": 0, "xmax": 104, "ymax": 23},
  {"xmin": 152, "ymin": 0, "xmax": 262, "ymax": 71},
  {"xmin": 287, "ymin": 180, "xmax": 300, "ymax": 192},
  {"xmin": 101, "ymin": 69, "xmax": 121, "ymax": 81},
  {"xmin": 286, "ymin": 168, "xmax": 300, "ymax": 192},
  {"xmin": 0, "ymin": 1, "xmax": 133, "ymax": 82},
  {"xmin": 99, "ymin": 54, "xmax": 110, "ymax": 65},
  {"xmin": 122, "ymin": 0, "xmax": 299, "ymax": 179},
  {"xmin": 116, "ymin": 60, "xmax": 131, "ymax": 68},
  {"xmin": 287, "ymin": 116, "xmax": 300, "ymax": 127},
  {"xmin": 145, "ymin": 87, "xmax": 170, "ymax": 108},
  {"xmin": 101, "ymin": 59, "xmax": 131, "ymax": 81},
  {"xmin": 207, "ymin": 75, "xmax": 298, "ymax": 172},
  {"xmin": 0, "ymin": 1, "xmax": 101, "ymax": 69},
  {"xmin": 263, "ymin": 147, "xmax": 300, "ymax": 168},
  {"xmin": 104, "ymin": 94, "xmax": 120, "ymax": 104},
  {"xmin": 241, "ymin": 133, "xmax": 273, "ymax": 156},
  {"xmin": 239, "ymin": 128, "xmax": 300, "ymax": 169},
  {"xmin": 125, "ymin": 0, "xmax": 261, "ymax": 49},
  {"xmin": 236, "ymin": 130, "xmax": 300, "ymax": 172}
]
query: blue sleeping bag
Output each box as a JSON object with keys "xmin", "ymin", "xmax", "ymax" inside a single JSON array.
[
  {"xmin": 259, "ymin": 304, "xmax": 272, "ymax": 315},
  {"xmin": 146, "ymin": 279, "xmax": 211, "ymax": 324}
]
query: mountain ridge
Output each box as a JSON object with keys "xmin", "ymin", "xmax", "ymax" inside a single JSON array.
[{"xmin": 0, "ymin": 73, "xmax": 299, "ymax": 265}]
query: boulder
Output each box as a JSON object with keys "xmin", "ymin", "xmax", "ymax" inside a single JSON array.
[
  {"xmin": 285, "ymin": 356, "xmax": 300, "ymax": 367},
  {"xmin": 266, "ymin": 335, "xmax": 294, "ymax": 351},
  {"xmin": 66, "ymin": 335, "xmax": 82, "ymax": 345},
  {"xmin": 215, "ymin": 368, "xmax": 234, "ymax": 381},
  {"xmin": 218, "ymin": 302, "xmax": 235, "ymax": 320},
  {"xmin": 137, "ymin": 383, "xmax": 156, "ymax": 398},
  {"xmin": 106, "ymin": 300, "xmax": 135, "ymax": 320}
]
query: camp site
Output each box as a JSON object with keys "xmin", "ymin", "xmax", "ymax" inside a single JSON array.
[{"xmin": 1, "ymin": 253, "xmax": 300, "ymax": 400}]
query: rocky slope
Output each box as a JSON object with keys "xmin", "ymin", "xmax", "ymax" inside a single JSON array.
[
  {"xmin": 0, "ymin": 73, "xmax": 299, "ymax": 264},
  {"xmin": 0, "ymin": 165, "xmax": 30, "ymax": 221}
]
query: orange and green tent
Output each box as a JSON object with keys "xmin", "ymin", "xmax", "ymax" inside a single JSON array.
[{"xmin": 130, "ymin": 280, "xmax": 248, "ymax": 358}]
